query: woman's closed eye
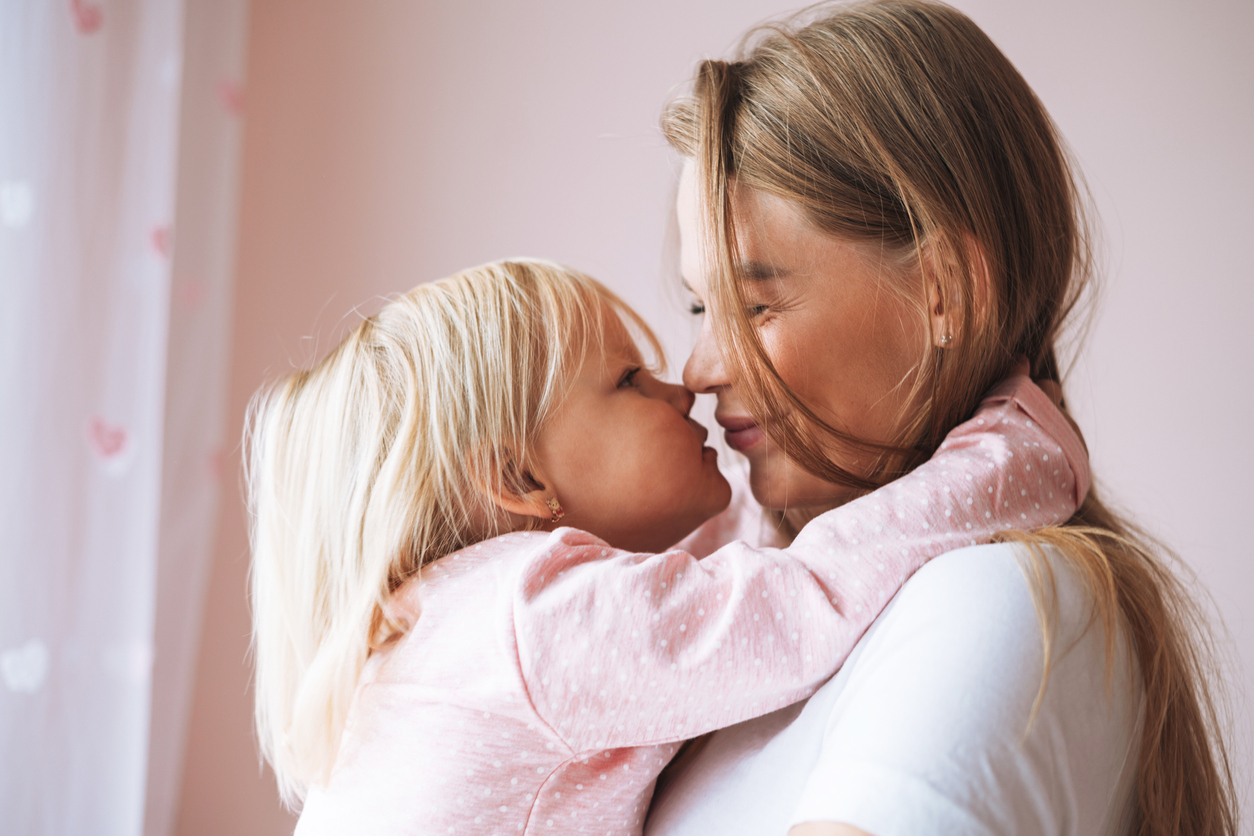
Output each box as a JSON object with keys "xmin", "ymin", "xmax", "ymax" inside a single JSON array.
[{"xmin": 687, "ymin": 301, "xmax": 770, "ymax": 318}]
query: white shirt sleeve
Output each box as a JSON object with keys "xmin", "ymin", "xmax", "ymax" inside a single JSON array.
[{"xmin": 645, "ymin": 543, "xmax": 1142, "ymax": 836}]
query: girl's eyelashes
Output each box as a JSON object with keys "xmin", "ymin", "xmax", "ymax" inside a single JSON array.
[
  {"xmin": 688, "ymin": 301, "xmax": 706, "ymax": 316},
  {"xmin": 617, "ymin": 366, "xmax": 642, "ymax": 389}
]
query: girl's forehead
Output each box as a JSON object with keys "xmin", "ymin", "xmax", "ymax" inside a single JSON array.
[{"xmin": 592, "ymin": 308, "xmax": 642, "ymax": 365}]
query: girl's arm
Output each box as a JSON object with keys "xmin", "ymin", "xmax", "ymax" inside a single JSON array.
[{"xmin": 511, "ymin": 374, "xmax": 1087, "ymax": 753}]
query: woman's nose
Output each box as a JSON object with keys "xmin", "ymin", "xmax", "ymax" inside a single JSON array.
[{"xmin": 682, "ymin": 317, "xmax": 729, "ymax": 394}]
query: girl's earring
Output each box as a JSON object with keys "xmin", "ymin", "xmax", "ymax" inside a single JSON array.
[
  {"xmin": 546, "ymin": 497, "xmax": 565, "ymax": 523},
  {"xmin": 938, "ymin": 333, "xmax": 953, "ymax": 347}
]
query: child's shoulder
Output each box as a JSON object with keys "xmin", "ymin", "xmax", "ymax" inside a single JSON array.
[{"xmin": 386, "ymin": 528, "xmax": 619, "ymax": 615}]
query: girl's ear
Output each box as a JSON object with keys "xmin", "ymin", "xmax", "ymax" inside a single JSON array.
[
  {"xmin": 476, "ymin": 451, "xmax": 559, "ymax": 523},
  {"xmin": 489, "ymin": 485, "xmax": 555, "ymax": 522}
]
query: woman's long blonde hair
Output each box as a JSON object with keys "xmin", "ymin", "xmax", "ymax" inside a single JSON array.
[
  {"xmin": 662, "ymin": 2, "xmax": 1236, "ymax": 832},
  {"xmin": 246, "ymin": 259, "xmax": 657, "ymax": 807}
]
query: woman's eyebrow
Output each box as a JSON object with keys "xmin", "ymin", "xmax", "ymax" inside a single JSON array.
[{"xmin": 680, "ymin": 262, "xmax": 788, "ymax": 292}]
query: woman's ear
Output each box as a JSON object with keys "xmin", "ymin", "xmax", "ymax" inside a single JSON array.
[
  {"xmin": 927, "ymin": 277, "xmax": 952, "ymax": 349},
  {"xmin": 924, "ymin": 235, "xmax": 992, "ymax": 349}
]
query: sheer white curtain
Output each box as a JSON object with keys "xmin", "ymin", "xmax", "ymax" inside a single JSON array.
[{"xmin": 0, "ymin": 2, "xmax": 247, "ymax": 834}]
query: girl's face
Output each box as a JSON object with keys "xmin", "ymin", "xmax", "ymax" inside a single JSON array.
[
  {"xmin": 531, "ymin": 309, "xmax": 732, "ymax": 552},
  {"xmin": 677, "ymin": 163, "xmax": 928, "ymax": 513}
]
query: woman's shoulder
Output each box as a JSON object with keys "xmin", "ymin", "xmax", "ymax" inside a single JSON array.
[
  {"xmin": 646, "ymin": 540, "xmax": 1142, "ymax": 836},
  {"xmin": 903, "ymin": 538, "xmax": 1056, "ymax": 596},
  {"xmin": 888, "ymin": 540, "xmax": 1100, "ymax": 648},
  {"xmin": 785, "ymin": 540, "xmax": 1142, "ymax": 835},
  {"xmin": 862, "ymin": 540, "xmax": 1133, "ymax": 726}
]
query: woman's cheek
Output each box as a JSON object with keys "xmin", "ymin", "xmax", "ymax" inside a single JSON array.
[{"xmin": 758, "ymin": 325, "xmax": 824, "ymax": 406}]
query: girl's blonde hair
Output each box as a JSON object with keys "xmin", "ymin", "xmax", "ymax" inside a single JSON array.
[
  {"xmin": 246, "ymin": 259, "xmax": 659, "ymax": 807},
  {"xmin": 662, "ymin": 1, "xmax": 1236, "ymax": 832}
]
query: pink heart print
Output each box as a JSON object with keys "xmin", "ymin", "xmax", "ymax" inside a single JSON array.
[
  {"xmin": 87, "ymin": 417, "xmax": 128, "ymax": 460},
  {"xmin": 151, "ymin": 225, "xmax": 171, "ymax": 258},
  {"xmin": 217, "ymin": 80, "xmax": 245, "ymax": 117},
  {"xmin": 70, "ymin": 0, "xmax": 104, "ymax": 35}
]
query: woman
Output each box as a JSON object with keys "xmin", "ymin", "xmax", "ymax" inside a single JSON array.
[{"xmin": 645, "ymin": 2, "xmax": 1236, "ymax": 834}]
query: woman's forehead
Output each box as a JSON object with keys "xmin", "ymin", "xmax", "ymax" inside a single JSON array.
[{"xmin": 678, "ymin": 163, "xmax": 818, "ymax": 288}]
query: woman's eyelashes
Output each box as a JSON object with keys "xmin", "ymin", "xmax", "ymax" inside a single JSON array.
[{"xmin": 687, "ymin": 301, "xmax": 770, "ymax": 318}]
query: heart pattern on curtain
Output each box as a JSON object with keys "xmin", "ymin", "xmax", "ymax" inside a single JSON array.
[{"xmin": 0, "ymin": 1, "xmax": 248, "ymax": 834}]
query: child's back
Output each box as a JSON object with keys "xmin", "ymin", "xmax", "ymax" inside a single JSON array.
[{"xmin": 297, "ymin": 532, "xmax": 680, "ymax": 835}]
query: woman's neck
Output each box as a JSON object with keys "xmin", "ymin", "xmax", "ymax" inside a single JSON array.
[
  {"xmin": 776, "ymin": 502, "xmax": 846, "ymax": 543},
  {"xmin": 777, "ymin": 483, "xmax": 876, "ymax": 539}
]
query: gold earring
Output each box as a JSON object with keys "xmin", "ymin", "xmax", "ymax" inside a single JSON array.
[{"xmin": 546, "ymin": 497, "xmax": 565, "ymax": 523}]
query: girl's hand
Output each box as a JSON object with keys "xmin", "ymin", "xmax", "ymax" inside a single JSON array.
[{"xmin": 1017, "ymin": 357, "xmax": 1089, "ymax": 458}]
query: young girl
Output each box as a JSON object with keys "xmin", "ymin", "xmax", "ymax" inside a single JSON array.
[{"xmin": 248, "ymin": 259, "xmax": 1089, "ymax": 835}]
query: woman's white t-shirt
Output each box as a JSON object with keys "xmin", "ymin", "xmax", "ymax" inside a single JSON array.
[{"xmin": 645, "ymin": 542, "xmax": 1142, "ymax": 836}]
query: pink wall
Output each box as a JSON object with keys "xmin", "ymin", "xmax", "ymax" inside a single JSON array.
[{"xmin": 174, "ymin": 1, "xmax": 1254, "ymax": 833}]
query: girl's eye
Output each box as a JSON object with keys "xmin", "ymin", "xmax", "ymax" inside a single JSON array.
[
  {"xmin": 688, "ymin": 302, "xmax": 706, "ymax": 316},
  {"xmin": 617, "ymin": 367, "xmax": 642, "ymax": 389}
]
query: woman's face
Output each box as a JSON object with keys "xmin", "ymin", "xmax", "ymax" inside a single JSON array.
[{"xmin": 677, "ymin": 162, "xmax": 929, "ymax": 512}]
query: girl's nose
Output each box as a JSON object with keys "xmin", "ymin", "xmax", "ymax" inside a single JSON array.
[
  {"xmin": 682, "ymin": 317, "xmax": 729, "ymax": 394},
  {"xmin": 658, "ymin": 379, "xmax": 696, "ymax": 416}
]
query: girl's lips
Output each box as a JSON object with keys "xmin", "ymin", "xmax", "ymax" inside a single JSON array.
[{"xmin": 718, "ymin": 416, "xmax": 766, "ymax": 452}]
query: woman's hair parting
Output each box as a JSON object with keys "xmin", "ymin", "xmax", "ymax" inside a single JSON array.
[
  {"xmin": 245, "ymin": 259, "xmax": 659, "ymax": 806},
  {"xmin": 662, "ymin": 1, "xmax": 1236, "ymax": 832}
]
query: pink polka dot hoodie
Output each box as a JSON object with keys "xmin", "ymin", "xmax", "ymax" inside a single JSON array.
[{"xmin": 294, "ymin": 375, "xmax": 1090, "ymax": 836}]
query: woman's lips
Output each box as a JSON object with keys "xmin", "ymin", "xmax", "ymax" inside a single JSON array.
[{"xmin": 717, "ymin": 416, "xmax": 766, "ymax": 452}]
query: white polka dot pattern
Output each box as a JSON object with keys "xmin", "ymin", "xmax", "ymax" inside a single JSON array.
[{"xmin": 293, "ymin": 376, "xmax": 1089, "ymax": 835}]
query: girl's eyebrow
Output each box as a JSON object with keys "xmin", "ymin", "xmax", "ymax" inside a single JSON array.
[
  {"xmin": 739, "ymin": 260, "xmax": 789, "ymax": 281},
  {"xmin": 615, "ymin": 345, "xmax": 644, "ymax": 366},
  {"xmin": 603, "ymin": 334, "xmax": 644, "ymax": 367}
]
